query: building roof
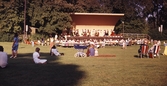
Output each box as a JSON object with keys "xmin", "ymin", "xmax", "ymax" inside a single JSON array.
[
  {"xmin": 70, "ymin": 13, "xmax": 124, "ymax": 16},
  {"xmin": 70, "ymin": 13, "xmax": 124, "ymax": 25}
]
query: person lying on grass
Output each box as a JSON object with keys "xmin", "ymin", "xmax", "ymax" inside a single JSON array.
[{"xmin": 33, "ymin": 47, "xmax": 47, "ymax": 64}]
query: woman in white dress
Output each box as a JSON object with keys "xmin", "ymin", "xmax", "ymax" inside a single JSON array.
[{"xmin": 33, "ymin": 47, "xmax": 47, "ymax": 64}]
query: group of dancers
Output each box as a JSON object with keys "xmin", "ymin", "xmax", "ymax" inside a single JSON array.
[{"xmin": 138, "ymin": 40, "xmax": 161, "ymax": 58}]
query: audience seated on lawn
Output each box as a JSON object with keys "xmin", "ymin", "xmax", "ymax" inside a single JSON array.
[
  {"xmin": 0, "ymin": 45, "xmax": 8, "ymax": 68},
  {"xmin": 50, "ymin": 45, "xmax": 61, "ymax": 56},
  {"xmin": 33, "ymin": 47, "xmax": 47, "ymax": 64}
]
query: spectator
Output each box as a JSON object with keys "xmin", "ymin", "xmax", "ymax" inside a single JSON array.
[
  {"xmin": 10, "ymin": 33, "xmax": 19, "ymax": 58},
  {"xmin": 157, "ymin": 40, "xmax": 161, "ymax": 45},
  {"xmin": 122, "ymin": 40, "xmax": 127, "ymax": 49},
  {"xmin": 41, "ymin": 38, "xmax": 44, "ymax": 46},
  {"xmin": 88, "ymin": 42, "xmax": 95, "ymax": 57},
  {"xmin": 50, "ymin": 45, "xmax": 61, "ymax": 56},
  {"xmin": 50, "ymin": 36, "xmax": 54, "ymax": 49},
  {"xmin": 31, "ymin": 40, "xmax": 34, "ymax": 47},
  {"xmin": 94, "ymin": 48, "xmax": 98, "ymax": 56},
  {"xmin": 33, "ymin": 47, "xmax": 47, "ymax": 64},
  {"xmin": 0, "ymin": 46, "xmax": 8, "ymax": 68}
]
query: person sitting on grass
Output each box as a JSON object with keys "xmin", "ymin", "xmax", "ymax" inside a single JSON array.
[
  {"xmin": 50, "ymin": 45, "xmax": 61, "ymax": 56},
  {"xmin": 87, "ymin": 42, "xmax": 95, "ymax": 57},
  {"xmin": 0, "ymin": 45, "xmax": 8, "ymax": 68},
  {"xmin": 33, "ymin": 47, "xmax": 47, "ymax": 64}
]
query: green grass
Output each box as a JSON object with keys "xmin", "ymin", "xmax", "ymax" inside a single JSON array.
[{"xmin": 0, "ymin": 42, "xmax": 167, "ymax": 86}]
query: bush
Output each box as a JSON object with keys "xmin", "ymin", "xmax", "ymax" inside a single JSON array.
[
  {"xmin": 0, "ymin": 32, "xmax": 14, "ymax": 42},
  {"xmin": 29, "ymin": 34, "xmax": 49, "ymax": 41},
  {"xmin": 148, "ymin": 29, "xmax": 167, "ymax": 40}
]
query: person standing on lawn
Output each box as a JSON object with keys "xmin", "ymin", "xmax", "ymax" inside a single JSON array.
[
  {"xmin": 49, "ymin": 36, "xmax": 54, "ymax": 49},
  {"xmin": 10, "ymin": 33, "xmax": 19, "ymax": 58},
  {"xmin": 0, "ymin": 45, "xmax": 8, "ymax": 68}
]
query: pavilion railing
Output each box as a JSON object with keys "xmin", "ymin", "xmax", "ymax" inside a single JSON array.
[{"xmin": 122, "ymin": 33, "xmax": 151, "ymax": 40}]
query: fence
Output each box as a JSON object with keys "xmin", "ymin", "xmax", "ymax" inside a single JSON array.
[{"xmin": 122, "ymin": 33, "xmax": 151, "ymax": 40}]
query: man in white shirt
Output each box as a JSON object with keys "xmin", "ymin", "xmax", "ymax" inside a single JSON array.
[
  {"xmin": 0, "ymin": 46, "xmax": 8, "ymax": 68},
  {"xmin": 33, "ymin": 47, "xmax": 47, "ymax": 64}
]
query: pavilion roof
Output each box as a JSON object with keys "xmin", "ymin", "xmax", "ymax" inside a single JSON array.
[{"xmin": 70, "ymin": 13, "xmax": 124, "ymax": 16}]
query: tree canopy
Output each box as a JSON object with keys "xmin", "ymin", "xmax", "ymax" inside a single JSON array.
[{"xmin": 0, "ymin": 0, "xmax": 167, "ymax": 40}]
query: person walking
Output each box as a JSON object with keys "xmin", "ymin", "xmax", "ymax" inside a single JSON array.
[{"xmin": 10, "ymin": 33, "xmax": 19, "ymax": 58}]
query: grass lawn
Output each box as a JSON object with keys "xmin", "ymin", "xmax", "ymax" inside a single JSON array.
[{"xmin": 0, "ymin": 42, "xmax": 167, "ymax": 86}]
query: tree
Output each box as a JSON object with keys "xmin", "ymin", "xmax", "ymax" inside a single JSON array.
[
  {"xmin": 113, "ymin": 0, "xmax": 154, "ymax": 35},
  {"xmin": 27, "ymin": 0, "xmax": 72, "ymax": 35},
  {"xmin": 0, "ymin": 0, "xmax": 24, "ymax": 33},
  {"xmin": 0, "ymin": 0, "xmax": 167, "ymax": 40}
]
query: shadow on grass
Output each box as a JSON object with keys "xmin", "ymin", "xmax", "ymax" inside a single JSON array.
[
  {"xmin": 0, "ymin": 53, "xmax": 85, "ymax": 86},
  {"xmin": 134, "ymin": 55, "xmax": 151, "ymax": 58},
  {"xmin": 134, "ymin": 55, "xmax": 139, "ymax": 58}
]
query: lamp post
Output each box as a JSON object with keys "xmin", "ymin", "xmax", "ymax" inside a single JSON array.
[
  {"xmin": 24, "ymin": 0, "xmax": 27, "ymax": 39},
  {"xmin": 122, "ymin": 21, "xmax": 124, "ymax": 37},
  {"xmin": 158, "ymin": 25, "xmax": 163, "ymax": 35}
]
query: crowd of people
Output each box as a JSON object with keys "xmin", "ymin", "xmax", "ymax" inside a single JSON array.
[
  {"xmin": 32, "ymin": 35, "xmax": 159, "ymax": 49},
  {"xmin": 1, "ymin": 33, "xmax": 167, "ymax": 69},
  {"xmin": 72, "ymin": 29, "xmax": 116, "ymax": 37}
]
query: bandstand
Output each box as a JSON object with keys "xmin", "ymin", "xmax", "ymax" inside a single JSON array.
[{"xmin": 70, "ymin": 13, "xmax": 124, "ymax": 39}]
